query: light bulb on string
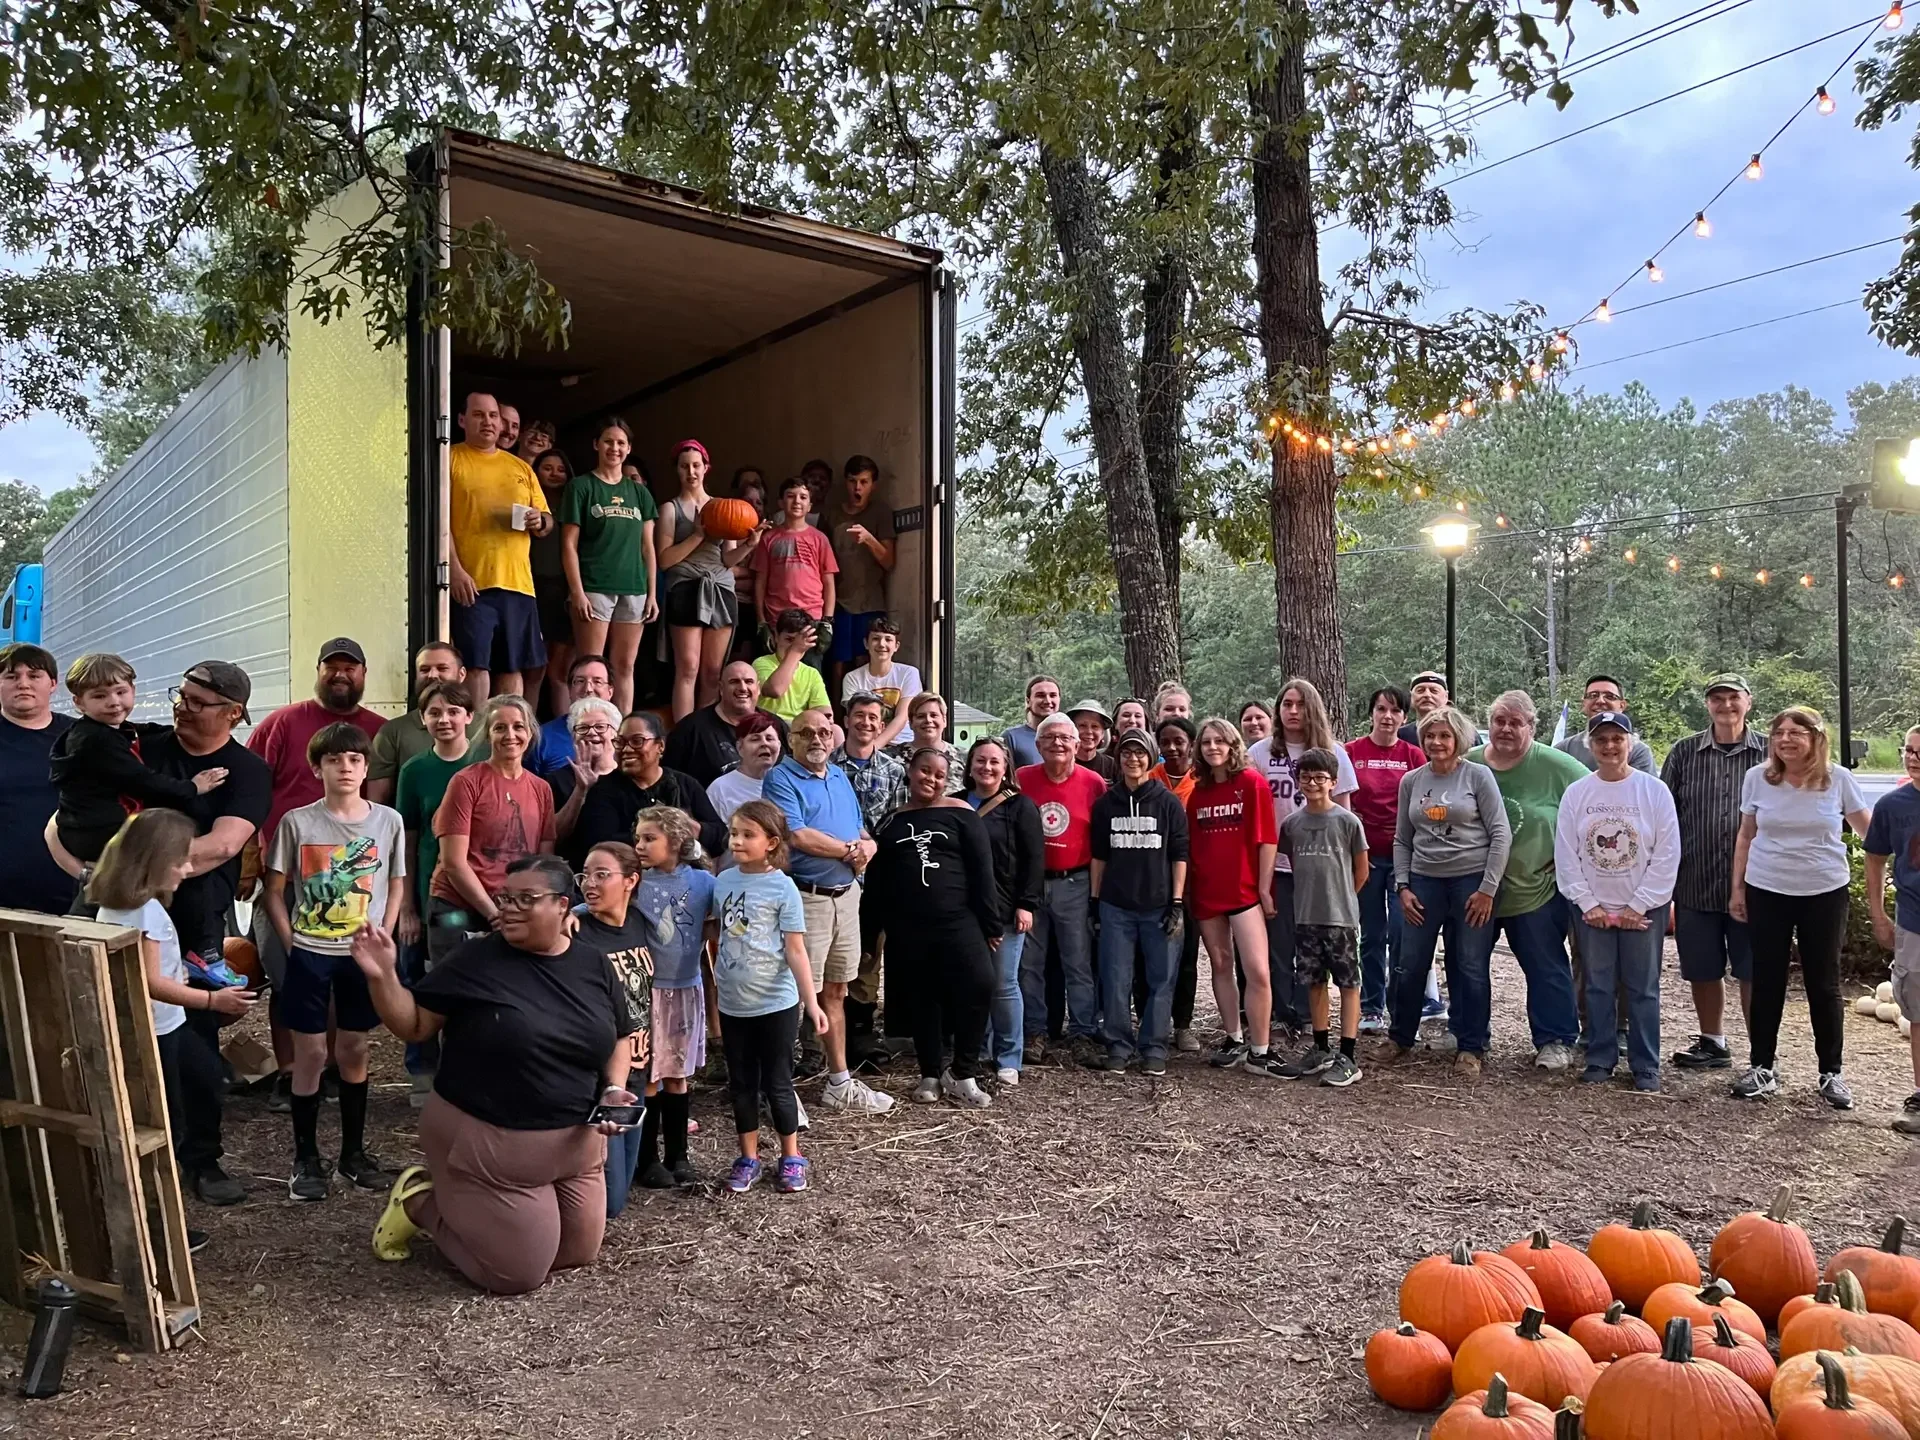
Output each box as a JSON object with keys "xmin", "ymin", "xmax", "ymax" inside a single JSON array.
[
  {"xmin": 1667, "ymin": 555, "xmax": 1681, "ymax": 572},
  {"xmin": 1646, "ymin": 260, "xmax": 1664, "ymax": 284},
  {"xmin": 1887, "ymin": 0, "xmax": 1903, "ymax": 30},
  {"xmin": 1745, "ymin": 153, "xmax": 1764, "ymax": 181},
  {"xmin": 1817, "ymin": 87, "xmax": 1836, "ymax": 116},
  {"xmin": 1694, "ymin": 212, "xmax": 1712, "ymax": 238},
  {"xmin": 1528, "ymin": 360, "xmax": 1545, "ymax": 381},
  {"xmin": 1397, "ymin": 430, "xmax": 1416, "ymax": 449},
  {"xmin": 1499, "ymin": 381, "xmax": 1516, "ymax": 403},
  {"xmin": 1575, "ymin": 536, "xmax": 1592, "ymax": 554},
  {"xmin": 1453, "ymin": 500, "xmax": 1467, "ymax": 514},
  {"xmin": 1315, "ymin": 435, "xmax": 1332, "ymax": 452},
  {"xmin": 1595, "ymin": 299, "xmax": 1613, "ymax": 322},
  {"xmin": 1340, "ymin": 438, "xmax": 1356, "ymax": 453},
  {"xmin": 1551, "ymin": 332, "xmax": 1570, "ymax": 353},
  {"xmin": 1800, "ymin": 573, "xmax": 1815, "ymax": 588},
  {"xmin": 1892, "ymin": 572, "xmax": 1907, "ymax": 589},
  {"xmin": 1460, "ymin": 397, "xmax": 1477, "ymax": 417},
  {"xmin": 1412, "ymin": 484, "xmax": 1426, "ymax": 497},
  {"xmin": 1710, "ymin": 563, "xmax": 1724, "ymax": 579},
  {"xmin": 1494, "ymin": 514, "xmax": 1509, "ymax": 528},
  {"xmin": 1624, "ymin": 547, "xmax": 1638, "ymax": 563},
  {"xmin": 1755, "ymin": 569, "xmax": 1770, "ymax": 585}
]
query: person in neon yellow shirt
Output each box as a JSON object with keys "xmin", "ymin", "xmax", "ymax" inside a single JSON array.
[
  {"xmin": 448, "ymin": 392, "xmax": 552, "ymax": 709},
  {"xmin": 753, "ymin": 609, "xmax": 830, "ymax": 723}
]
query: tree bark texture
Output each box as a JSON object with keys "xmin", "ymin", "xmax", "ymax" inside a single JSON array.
[
  {"xmin": 1250, "ymin": 15, "xmax": 1349, "ymax": 727},
  {"xmin": 1038, "ymin": 141, "xmax": 1183, "ymax": 696},
  {"xmin": 1138, "ymin": 122, "xmax": 1195, "ymax": 628}
]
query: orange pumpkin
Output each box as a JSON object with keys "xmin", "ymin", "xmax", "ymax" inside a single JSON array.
[
  {"xmin": 1774, "ymin": 1349, "xmax": 1920, "ymax": 1437},
  {"xmin": 1586, "ymin": 1200, "xmax": 1701, "ymax": 1311},
  {"xmin": 1830, "ymin": 1219, "xmax": 1920, "ymax": 1322},
  {"xmin": 1710, "ymin": 1183, "xmax": 1821, "ymax": 1328},
  {"xmin": 1568, "ymin": 1301, "xmax": 1661, "ymax": 1364},
  {"xmin": 1503, "ymin": 1229, "xmax": 1614, "ymax": 1331},
  {"xmin": 1583, "ymin": 1318, "xmax": 1775, "ymax": 1440},
  {"xmin": 1775, "ymin": 1353, "xmax": 1910, "ymax": 1440},
  {"xmin": 1783, "ymin": 1285, "xmax": 1844, "ymax": 1334},
  {"xmin": 1783, "ymin": 1274, "xmax": 1920, "ymax": 1364},
  {"xmin": 1642, "ymin": 1278, "xmax": 1767, "ymax": 1347},
  {"xmin": 1431, "ymin": 1374, "xmax": 1558, "ymax": 1440},
  {"xmin": 1366, "ymin": 1321, "xmax": 1454, "ymax": 1411},
  {"xmin": 698, "ymin": 496, "xmax": 761, "ymax": 542},
  {"xmin": 1454, "ymin": 1307, "xmax": 1597, "ymax": 1410},
  {"xmin": 1689, "ymin": 1313, "xmax": 1777, "ymax": 1402},
  {"xmin": 1402, "ymin": 1241, "xmax": 1546, "ymax": 1353},
  {"xmin": 222, "ymin": 935, "xmax": 263, "ymax": 986}
]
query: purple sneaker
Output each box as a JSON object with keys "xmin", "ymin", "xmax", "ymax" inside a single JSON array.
[
  {"xmin": 185, "ymin": 952, "xmax": 248, "ymax": 988},
  {"xmin": 775, "ymin": 1156, "xmax": 810, "ymax": 1194},
  {"xmin": 725, "ymin": 1157, "xmax": 762, "ymax": 1194}
]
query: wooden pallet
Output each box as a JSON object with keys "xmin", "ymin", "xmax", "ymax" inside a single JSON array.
[{"xmin": 0, "ymin": 907, "xmax": 198, "ymax": 1350}]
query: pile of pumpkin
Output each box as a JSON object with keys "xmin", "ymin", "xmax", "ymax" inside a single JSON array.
[
  {"xmin": 1364, "ymin": 1191, "xmax": 1920, "ymax": 1437},
  {"xmin": 1855, "ymin": 982, "xmax": 1913, "ymax": 1039}
]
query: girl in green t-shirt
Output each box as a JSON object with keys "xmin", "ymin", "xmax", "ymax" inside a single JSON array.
[{"xmin": 560, "ymin": 418, "xmax": 659, "ymax": 714}]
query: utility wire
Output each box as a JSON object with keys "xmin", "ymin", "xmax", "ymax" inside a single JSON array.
[
  {"xmin": 1574, "ymin": 298, "xmax": 1860, "ymax": 370},
  {"xmin": 1607, "ymin": 236, "xmax": 1901, "ymax": 316}
]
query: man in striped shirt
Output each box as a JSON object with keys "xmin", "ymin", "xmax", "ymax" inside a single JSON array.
[{"xmin": 1658, "ymin": 673, "xmax": 1767, "ymax": 1070}]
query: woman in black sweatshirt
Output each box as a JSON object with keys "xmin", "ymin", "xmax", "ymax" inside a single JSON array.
[
  {"xmin": 959, "ymin": 736, "xmax": 1045, "ymax": 1082},
  {"xmin": 867, "ymin": 747, "xmax": 1001, "ymax": 1108}
]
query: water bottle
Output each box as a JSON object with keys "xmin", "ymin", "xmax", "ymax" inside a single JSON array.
[{"xmin": 19, "ymin": 1275, "xmax": 77, "ymax": 1398}]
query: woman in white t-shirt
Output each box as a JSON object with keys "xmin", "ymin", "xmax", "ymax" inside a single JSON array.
[
  {"xmin": 89, "ymin": 809, "xmax": 257, "ymax": 1243},
  {"xmin": 706, "ymin": 711, "xmax": 785, "ymax": 867},
  {"xmin": 1728, "ymin": 706, "xmax": 1871, "ymax": 1108}
]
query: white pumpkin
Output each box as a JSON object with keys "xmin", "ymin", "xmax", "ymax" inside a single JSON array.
[
  {"xmin": 1903, "ymin": 1016, "xmax": 1914, "ymax": 1038},
  {"xmin": 1858, "ymin": 994, "xmax": 1884, "ymax": 1015},
  {"xmin": 1879, "ymin": 980, "xmax": 1896, "ymax": 1003},
  {"xmin": 1878, "ymin": 1001, "xmax": 1902, "ymax": 1023}
]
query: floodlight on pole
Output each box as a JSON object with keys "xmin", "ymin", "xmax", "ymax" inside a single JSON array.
[{"xmin": 1422, "ymin": 518, "xmax": 1480, "ymax": 694}]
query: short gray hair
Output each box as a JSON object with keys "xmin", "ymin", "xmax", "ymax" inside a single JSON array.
[
  {"xmin": 1416, "ymin": 705, "xmax": 1477, "ymax": 754},
  {"xmin": 1488, "ymin": 689, "xmax": 1537, "ymax": 723},
  {"xmin": 483, "ymin": 694, "xmax": 538, "ymax": 735},
  {"xmin": 568, "ymin": 696, "xmax": 622, "ymax": 734}
]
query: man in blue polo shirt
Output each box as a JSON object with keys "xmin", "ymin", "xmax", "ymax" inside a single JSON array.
[{"xmin": 762, "ymin": 705, "xmax": 894, "ymax": 1116}]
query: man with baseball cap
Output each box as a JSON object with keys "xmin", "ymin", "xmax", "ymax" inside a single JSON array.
[
  {"xmin": 1659, "ymin": 672, "xmax": 1766, "ymax": 1070},
  {"xmin": 1398, "ymin": 671, "xmax": 1449, "ymax": 745}
]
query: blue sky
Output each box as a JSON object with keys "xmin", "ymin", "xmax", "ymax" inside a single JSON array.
[{"xmin": 1, "ymin": 1, "xmax": 1914, "ymax": 493}]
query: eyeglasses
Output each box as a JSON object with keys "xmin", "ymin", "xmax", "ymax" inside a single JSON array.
[
  {"xmin": 574, "ymin": 724, "xmax": 615, "ymax": 738},
  {"xmin": 614, "ymin": 734, "xmax": 660, "ymax": 749},
  {"xmin": 494, "ymin": 889, "xmax": 567, "ymax": 910},
  {"xmin": 168, "ymin": 687, "xmax": 231, "ymax": 715},
  {"xmin": 574, "ymin": 869, "xmax": 622, "ymax": 888},
  {"xmin": 1903, "ymin": 748, "xmax": 1920, "ymax": 761},
  {"xmin": 792, "ymin": 725, "xmax": 835, "ymax": 738}
]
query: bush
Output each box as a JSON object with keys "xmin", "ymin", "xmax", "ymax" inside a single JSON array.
[{"xmin": 1843, "ymin": 832, "xmax": 1894, "ymax": 985}]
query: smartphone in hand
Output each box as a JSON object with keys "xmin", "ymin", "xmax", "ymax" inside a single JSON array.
[{"xmin": 587, "ymin": 1103, "xmax": 645, "ymax": 1127}]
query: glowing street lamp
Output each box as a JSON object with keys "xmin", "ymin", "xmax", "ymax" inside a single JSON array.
[{"xmin": 1422, "ymin": 518, "xmax": 1481, "ymax": 694}]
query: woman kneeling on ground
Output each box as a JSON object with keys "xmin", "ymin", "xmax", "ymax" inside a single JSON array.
[{"xmin": 350, "ymin": 854, "xmax": 638, "ymax": 1294}]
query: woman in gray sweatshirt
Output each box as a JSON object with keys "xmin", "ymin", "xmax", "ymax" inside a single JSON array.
[{"xmin": 1387, "ymin": 706, "xmax": 1512, "ymax": 1075}]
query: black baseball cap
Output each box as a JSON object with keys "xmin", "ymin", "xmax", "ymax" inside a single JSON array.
[
  {"xmin": 318, "ymin": 637, "xmax": 367, "ymax": 666},
  {"xmin": 181, "ymin": 660, "xmax": 252, "ymax": 723},
  {"xmin": 1115, "ymin": 727, "xmax": 1156, "ymax": 755},
  {"xmin": 1586, "ymin": 710, "xmax": 1635, "ymax": 736}
]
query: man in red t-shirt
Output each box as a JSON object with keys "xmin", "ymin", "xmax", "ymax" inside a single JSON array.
[
  {"xmin": 1016, "ymin": 712, "xmax": 1108, "ymax": 1062},
  {"xmin": 246, "ymin": 637, "xmax": 388, "ymax": 1103},
  {"xmin": 1344, "ymin": 684, "xmax": 1428, "ymax": 1031}
]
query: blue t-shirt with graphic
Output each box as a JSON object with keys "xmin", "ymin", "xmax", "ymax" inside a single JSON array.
[
  {"xmin": 1866, "ymin": 783, "xmax": 1920, "ymax": 936},
  {"xmin": 710, "ymin": 867, "xmax": 806, "ymax": 1017},
  {"xmin": 636, "ymin": 865, "xmax": 715, "ymax": 989}
]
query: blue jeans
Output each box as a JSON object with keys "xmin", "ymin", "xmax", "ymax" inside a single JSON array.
[
  {"xmin": 986, "ymin": 928, "xmax": 1027, "ymax": 1069},
  {"xmin": 1574, "ymin": 907, "xmax": 1667, "ymax": 1081},
  {"xmin": 605, "ymin": 1123, "xmax": 643, "ymax": 1219},
  {"xmin": 398, "ymin": 936, "xmax": 439, "ymax": 1076},
  {"xmin": 1098, "ymin": 903, "xmax": 1174, "ymax": 1062},
  {"xmin": 1495, "ymin": 896, "xmax": 1580, "ymax": 1050},
  {"xmin": 1357, "ymin": 853, "xmax": 1399, "ymax": 1017},
  {"xmin": 1022, "ymin": 870, "xmax": 1096, "ymax": 1039},
  {"xmin": 1390, "ymin": 872, "xmax": 1497, "ymax": 1054}
]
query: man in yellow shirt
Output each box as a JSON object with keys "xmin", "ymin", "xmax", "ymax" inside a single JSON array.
[{"xmin": 448, "ymin": 392, "xmax": 553, "ymax": 707}]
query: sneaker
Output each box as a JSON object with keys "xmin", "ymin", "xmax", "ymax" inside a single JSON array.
[
  {"xmin": 1068, "ymin": 1035, "xmax": 1107, "ymax": 1068},
  {"xmin": 1730, "ymin": 1065, "xmax": 1779, "ymax": 1100},
  {"xmin": 187, "ymin": 1228, "xmax": 210, "ymax": 1254},
  {"xmin": 372, "ymin": 1165, "xmax": 431, "ymax": 1261},
  {"xmin": 1276, "ymin": 1045, "xmax": 1337, "ymax": 1080},
  {"xmin": 1579, "ymin": 1067, "xmax": 1611, "ymax": 1085},
  {"xmin": 289, "ymin": 1155, "xmax": 330, "ymax": 1202},
  {"xmin": 266, "ymin": 1071, "xmax": 293, "ymax": 1114},
  {"xmin": 337, "ymin": 1150, "xmax": 397, "ymax": 1191},
  {"xmin": 911, "ymin": 1076, "xmax": 941, "ymax": 1104},
  {"xmin": 1425, "ymin": 1030, "xmax": 1459, "ymax": 1056},
  {"xmin": 1455, "ymin": 1052, "xmax": 1482, "ymax": 1081},
  {"xmin": 184, "ymin": 952, "xmax": 248, "ymax": 988},
  {"xmin": 1632, "ymin": 1074, "xmax": 1661, "ymax": 1093},
  {"xmin": 941, "ymin": 1071, "xmax": 992, "ymax": 1109},
  {"xmin": 995, "ymin": 1067, "xmax": 1020, "ymax": 1087},
  {"xmin": 1420, "ymin": 996, "xmax": 1448, "ymax": 1023},
  {"xmin": 638, "ymin": 1161, "xmax": 677, "ymax": 1190},
  {"xmin": 1242, "ymin": 1050, "xmax": 1288, "ymax": 1079},
  {"xmin": 1672, "ymin": 1035, "xmax": 1733, "ymax": 1070},
  {"xmin": 188, "ymin": 1163, "xmax": 246, "ymax": 1207},
  {"xmin": 1174, "ymin": 1027, "xmax": 1201, "ymax": 1053},
  {"xmin": 793, "ymin": 1095, "xmax": 809, "ymax": 1132},
  {"xmin": 1321, "ymin": 1054, "xmax": 1362, "ymax": 1088},
  {"xmin": 670, "ymin": 1158, "xmax": 700, "ymax": 1187},
  {"xmin": 1024, "ymin": 1035, "xmax": 1049, "ymax": 1065},
  {"xmin": 1819, "ymin": 1071, "xmax": 1855, "ymax": 1111},
  {"xmin": 1142, "ymin": 1056, "xmax": 1167, "ymax": 1077},
  {"xmin": 725, "ymin": 1157, "xmax": 762, "ymax": 1193},
  {"xmin": 1358, "ymin": 1011, "xmax": 1388, "ymax": 1036},
  {"xmin": 820, "ymin": 1075, "xmax": 895, "ymax": 1115},
  {"xmin": 1209, "ymin": 1035, "xmax": 1248, "ymax": 1069},
  {"xmin": 1387, "ymin": 1043, "xmax": 1418, "ymax": 1063},
  {"xmin": 1099, "ymin": 1051, "xmax": 1130, "ymax": 1074},
  {"xmin": 775, "ymin": 1156, "xmax": 810, "ymax": 1193},
  {"xmin": 1534, "ymin": 1043, "xmax": 1574, "ymax": 1073},
  {"xmin": 793, "ymin": 1048, "xmax": 826, "ymax": 1082},
  {"xmin": 1893, "ymin": 1092, "xmax": 1920, "ymax": 1136},
  {"xmin": 408, "ymin": 1072, "xmax": 434, "ymax": 1110}
]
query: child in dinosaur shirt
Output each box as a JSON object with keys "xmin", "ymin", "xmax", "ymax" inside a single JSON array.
[{"xmin": 263, "ymin": 721, "xmax": 406, "ymax": 1202}]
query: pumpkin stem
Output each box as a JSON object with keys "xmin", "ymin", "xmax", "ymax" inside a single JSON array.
[
  {"xmin": 1395, "ymin": 1321, "xmax": 1419, "ymax": 1338},
  {"xmin": 1712, "ymin": 1314, "xmax": 1738, "ymax": 1349},
  {"xmin": 1517, "ymin": 1307, "xmax": 1547, "ymax": 1340},
  {"xmin": 1483, "ymin": 1373, "xmax": 1512, "ymax": 1418},
  {"xmin": 1817, "ymin": 1352, "xmax": 1857, "ymax": 1411},
  {"xmin": 1659, "ymin": 1316, "xmax": 1694, "ymax": 1363},
  {"xmin": 1699, "ymin": 1278, "xmax": 1735, "ymax": 1303},
  {"xmin": 1882, "ymin": 1215, "xmax": 1909, "ymax": 1256},
  {"xmin": 1602, "ymin": 1300, "xmax": 1626, "ymax": 1324},
  {"xmin": 1834, "ymin": 1270, "xmax": 1870, "ymax": 1314},
  {"xmin": 1554, "ymin": 1399, "xmax": 1585, "ymax": 1440},
  {"xmin": 1450, "ymin": 1239, "xmax": 1475, "ymax": 1266},
  {"xmin": 1814, "ymin": 1281, "xmax": 1837, "ymax": 1304},
  {"xmin": 1765, "ymin": 1183, "xmax": 1797, "ymax": 1223},
  {"xmin": 1529, "ymin": 1228, "xmax": 1554, "ymax": 1251},
  {"xmin": 1630, "ymin": 1199, "xmax": 1660, "ymax": 1231}
]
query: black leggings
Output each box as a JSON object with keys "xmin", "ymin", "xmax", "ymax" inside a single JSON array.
[
  {"xmin": 157, "ymin": 1022, "xmax": 225, "ymax": 1173},
  {"xmin": 1745, "ymin": 882, "xmax": 1849, "ymax": 1073},
  {"xmin": 720, "ymin": 1004, "xmax": 801, "ymax": 1138},
  {"xmin": 900, "ymin": 922, "xmax": 995, "ymax": 1080}
]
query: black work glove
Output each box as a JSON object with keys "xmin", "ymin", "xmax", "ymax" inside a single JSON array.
[{"xmin": 1162, "ymin": 904, "xmax": 1184, "ymax": 938}]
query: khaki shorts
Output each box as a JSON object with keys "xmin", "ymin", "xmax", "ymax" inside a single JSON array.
[
  {"xmin": 1894, "ymin": 929, "xmax": 1920, "ymax": 1020},
  {"xmin": 801, "ymin": 886, "xmax": 862, "ymax": 987}
]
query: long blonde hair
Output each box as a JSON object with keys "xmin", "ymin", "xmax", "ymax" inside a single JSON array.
[
  {"xmin": 86, "ymin": 809, "xmax": 195, "ymax": 911},
  {"xmin": 1277, "ymin": 676, "xmax": 1337, "ymax": 752},
  {"xmin": 1763, "ymin": 706, "xmax": 1832, "ymax": 790},
  {"xmin": 1195, "ymin": 717, "xmax": 1249, "ymax": 783}
]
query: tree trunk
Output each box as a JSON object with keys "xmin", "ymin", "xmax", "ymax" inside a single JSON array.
[
  {"xmin": 1138, "ymin": 121, "xmax": 1195, "ymax": 635},
  {"xmin": 1038, "ymin": 141, "xmax": 1182, "ymax": 695},
  {"xmin": 1249, "ymin": 13, "xmax": 1348, "ymax": 726}
]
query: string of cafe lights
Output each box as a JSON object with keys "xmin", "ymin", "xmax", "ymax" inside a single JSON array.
[{"xmin": 1267, "ymin": 3, "xmax": 1902, "ymax": 464}]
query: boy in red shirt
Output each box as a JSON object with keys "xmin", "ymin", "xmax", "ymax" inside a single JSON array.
[
  {"xmin": 1344, "ymin": 685, "xmax": 1428, "ymax": 1032},
  {"xmin": 1016, "ymin": 712, "xmax": 1108, "ymax": 1062},
  {"xmin": 753, "ymin": 476, "xmax": 838, "ymax": 658}
]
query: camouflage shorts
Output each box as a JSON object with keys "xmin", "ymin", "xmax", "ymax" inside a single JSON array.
[{"xmin": 1294, "ymin": 923, "xmax": 1359, "ymax": 990}]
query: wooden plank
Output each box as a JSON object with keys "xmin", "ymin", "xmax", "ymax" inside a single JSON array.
[
  {"xmin": 42, "ymin": 1269, "xmax": 199, "ymax": 1337},
  {"xmin": 0, "ymin": 932, "xmax": 37, "ymax": 1310},
  {"xmin": 140, "ymin": 1148, "xmax": 197, "ymax": 1319},
  {"xmin": 59, "ymin": 937, "xmax": 166, "ymax": 1352},
  {"xmin": 0, "ymin": 1100, "xmax": 169, "ymax": 1156}
]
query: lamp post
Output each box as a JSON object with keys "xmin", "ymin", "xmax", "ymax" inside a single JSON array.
[{"xmin": 1421, "ymin": 518, "xmax": 1480, "ymax": 697}]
